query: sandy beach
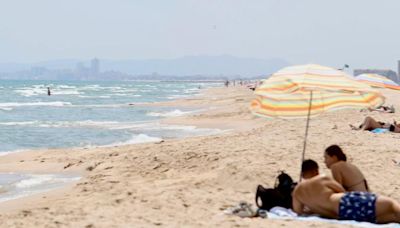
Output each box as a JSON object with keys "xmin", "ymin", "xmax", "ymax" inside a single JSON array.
[{"xmin": 0, "ymin": 86, "xmax": 399, "ymax": 227}]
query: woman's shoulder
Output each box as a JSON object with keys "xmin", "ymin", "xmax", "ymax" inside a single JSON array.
[
  {"xmin": 332, "ymin": 161, "xmax": 364, "ymax": 174},
  {"xmin": 331, "ymin": 161, "xmax": 347, "ymax": 169}
]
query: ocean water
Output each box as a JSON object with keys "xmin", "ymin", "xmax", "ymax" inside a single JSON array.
[
  {"xmin": 0, "ymin": 80, "xmax": 223, "ymax": 153},
  {"xmin": 0, "ymin": 80, "xmax": 223, "ymax": 202},
  {"xmin": 0, "ymin": 173, "xmax": 80, "ymax": 202}
]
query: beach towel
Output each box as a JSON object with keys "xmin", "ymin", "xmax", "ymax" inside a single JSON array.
[
  {"xmin": 224, "ymin": 203, "xmax": 400, "ymax": 227},
  {"xmin": 266, "ymin": 206, "xmax": 400, "ymax": 227},
  {"xmin": 371, "ymin": 128, "xmax": 389, "ymax": 134}
]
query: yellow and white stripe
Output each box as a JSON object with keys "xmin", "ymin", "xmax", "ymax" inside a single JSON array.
[
  {"xmin": 251, "ymin": 64, "xmax": 385, "ymax": 119},
  {"xmin": 355, "ymin": 73, "xmax": 400, "ymax": 90}
]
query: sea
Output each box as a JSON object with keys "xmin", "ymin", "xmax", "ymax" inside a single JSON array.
[{"xmin": 0, "ymin": 80, "xmax": 223, "ymax": 201}]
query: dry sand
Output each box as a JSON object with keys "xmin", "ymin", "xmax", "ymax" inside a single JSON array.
[{"xmin": 0, "ymin": 87, "xmax": 399, "ymax": 227}]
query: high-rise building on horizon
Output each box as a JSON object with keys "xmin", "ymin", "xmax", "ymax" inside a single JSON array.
[{"xmin": 91, "ymin": 58, "xmax": 100, "ymax": 75}]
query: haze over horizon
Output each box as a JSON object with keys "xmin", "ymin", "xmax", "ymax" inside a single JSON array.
[{"xmin": 2, "ymin": 0, "xmax": 400, "ymax": 71}]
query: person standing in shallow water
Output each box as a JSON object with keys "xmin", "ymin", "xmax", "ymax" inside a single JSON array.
[
  {"xmin": 47, "ymin": 87, "xmax": 51, "ymax": 96},
  {"xmin": 324, "ymin": 145, "xmax": 369, "ymax": 192},
  {"xmin": 224, "ymin": 80, "xmax": 229, "ymax": 87}
]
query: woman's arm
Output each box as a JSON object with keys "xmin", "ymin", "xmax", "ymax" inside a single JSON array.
[{"xmin": 331, "ymin": 166, "xmax": 344, "ymax": 187}]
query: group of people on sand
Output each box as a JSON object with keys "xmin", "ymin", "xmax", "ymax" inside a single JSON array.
[
  {"xmin": 224, "ymin": 80, "xmax": 260, "ymax": 90},
  {"xmin": 350, "ymin": 116, "xmax": 400, "ymax": 133},
  {"xmin": 347, "ymin": 104, "xmax": 399, "ymax": 133},
  {"xmin": 364, "ymin": 105, "xmax": 395, "ymax": 113},
  {"xmin": 293, "ymin": 145, "xmax": 400, "ymax": 223}
]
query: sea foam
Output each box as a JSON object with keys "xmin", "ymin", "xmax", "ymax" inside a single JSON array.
[
  {"xmin": 106, "ymin": 134, "xmax": 162, "ymax": 146},
  {"xmin": 0, "ymin": 173, "xmax": 80, "ymax": 203},
  {"xmin": 0, "ymin": 101, "xmax": 71, "ymax": 107},
  {"xmin": 147, "ymin": 109, "xmax": 192, "ymax": 117}
]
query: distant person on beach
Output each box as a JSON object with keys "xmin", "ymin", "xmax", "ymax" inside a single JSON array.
[
  {"xmin": 362, "ymin": 105, "xmax": 395, "ymax": 113},
  {"xmin": 324, "ymin": 145, "xmax": 369, "ymax": 192},
  {"xmin": 350, "ymin": 116, "xmax": 400, "ymax": 133},
  {"xmin": 225, "ymin": 80, "xmax": 229, "ymax": 87},
  {"xmin": 293, "ymin": 159, "xmax": 400, "ymax": 223},
  {"xmin": 47, "ymin": 87, "xmax": 51, "ymax": 96}
]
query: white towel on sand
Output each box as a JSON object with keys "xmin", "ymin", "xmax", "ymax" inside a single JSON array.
[{"xmin": 267, "ymin": 206, "xmax": 400, "ymax": 228}]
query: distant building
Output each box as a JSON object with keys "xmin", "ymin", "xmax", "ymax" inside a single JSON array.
[
  {"xmin": 353, "ymin": 69, "xmax": 399, "ymax": 83},
  {"xmin": 75, "ymin": 62, "xmax": 85, "ymax": 73},
  {"xmin": 74, "ymin": 59, "xmax": 100, "ymax": 80},
  {"xmin": 91, "ymin": 58, "xmax": 100, "ymax": 75}
]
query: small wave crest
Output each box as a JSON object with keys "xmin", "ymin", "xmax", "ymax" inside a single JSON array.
[
  {"xmin": 147, "ymin": 109, "xmax": 192, "ymax": 117},
  {"xmin": 0, "ymin": 120, "xmax": 148, "ymax": 129},
  {"xmin": 14, "ymin": 84, "xmax": 80, "ymax": 97},
  {"xmin": 0, "ymin": 173, "xmax": 81, "ymax": 203},
  {"xmin": 0, "ymin": 101, "xmax": 71, "ymax": 108},
  {"xmin": 0, "ymin": 121, "xmax": 38, "ymax": 126},
  {"xmin": 107, "ymin": 134, "xmax": 162, "ymax": 146},
  {"xmin": 15, "ymin": 174, "xmax": 80, "ymax": 189},
  {"xmin": 15, "ymin": 175, "xmax": 54, "ymax": 188}
]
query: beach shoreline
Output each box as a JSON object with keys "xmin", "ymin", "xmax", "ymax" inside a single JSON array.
[
  {"xmin": 0, "ymin": 86, "xmax": 256, "ymax": 210},
  {"xmin": 0, "ymin": 86, "xmax": 399, "ymax": 227}
]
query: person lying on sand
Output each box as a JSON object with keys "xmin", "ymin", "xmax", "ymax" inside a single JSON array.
[
  {"xmin": 392, "ymin": 120, "xmax": 400, "ymax": 133},
  {"xmin": 349, "ymin": 116, "xmax": 400, "ymax": 132},
  {"xmin": 293, "ymin": 159, "xmax": 400, "ymax": 223},
  {"xmin": 363, "ymin": 105, "xmax": 395, "ymax": 113},
  {"xmin": 324, "ymin": 145, "xmax": 369, "ymax": 192}
]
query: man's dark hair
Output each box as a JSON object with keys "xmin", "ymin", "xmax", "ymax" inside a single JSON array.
[
  {"xmin": 301, "ymin": 159, "xmax": 319, "ymax": 174},
  {"xmin": 325, "ymin": 145, "xmax": 347, "ymax": 161}
]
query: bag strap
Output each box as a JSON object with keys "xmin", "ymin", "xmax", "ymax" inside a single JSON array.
[
  {"xmin": 255, "ymin": 185, "xmax": 263, "ymax": 208},
  {"xmin": 274, "ymin": 171, "xmax": 283, "ymax": 188}
]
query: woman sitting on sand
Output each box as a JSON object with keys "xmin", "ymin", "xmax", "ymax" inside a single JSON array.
[
  {"xmin": 349, "ymin": 116, "xmax": 400, "ymax": 132},
  {"xmin": 324, "ymin": 145, "xmax": 369, "ymax": 192}
]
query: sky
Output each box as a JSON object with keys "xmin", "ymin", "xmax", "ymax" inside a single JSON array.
[{"xmin": 1, "ymin": 0, "xmax": 400, "ymax": 70}]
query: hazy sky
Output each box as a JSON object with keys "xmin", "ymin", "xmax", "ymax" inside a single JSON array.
[{"xmin": 1, "ymin": 0, "xmax": 400, "ymax": 70}]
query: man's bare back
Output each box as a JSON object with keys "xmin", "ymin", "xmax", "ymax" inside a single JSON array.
[
  {"xmin": 298, "ymin": 159, "xmax": 400, "ymax": 223},
  {"xmin": 292, "ymin": 175, "xmax": 345, "ymax": 218}
]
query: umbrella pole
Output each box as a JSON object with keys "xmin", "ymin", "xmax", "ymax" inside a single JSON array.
[{"xmin": 299, "ymin": 90, "xmax": 313, "ymax": 182}]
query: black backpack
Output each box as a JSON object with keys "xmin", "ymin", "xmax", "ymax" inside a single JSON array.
[{"xmin": 255, "ymin": 172, "xmax": 297, "ymax": 210}]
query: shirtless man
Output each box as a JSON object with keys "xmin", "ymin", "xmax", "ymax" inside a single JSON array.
[{"xmin": 293, "ymin": 159, "xmax": 400, "ymax": 223}]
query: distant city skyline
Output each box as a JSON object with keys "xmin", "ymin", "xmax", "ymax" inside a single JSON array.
[
  {"xmin": 0, "ymin": 55, "xmax": 290, "ymax": 79},
  {"xmin": 1, "ymin": 0, "xmax": 400, "ymax": 71}
]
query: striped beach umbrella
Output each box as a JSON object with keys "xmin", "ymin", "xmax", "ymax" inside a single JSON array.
[
  {"xmin": 251, "ymin": 64, "xmax": 385, "ymax": 119},
  {"xmin": 355, "ymin": 73, "xmax": 400, "ymax": 90},
  {"xmin": 250, "ymin": 64, "xmax": 385, "ymax": 180}
]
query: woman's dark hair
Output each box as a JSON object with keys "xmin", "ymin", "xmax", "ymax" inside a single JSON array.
[{"xmin": 325, "ymin": 145, "xmax": 347, "ymax": 161}]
